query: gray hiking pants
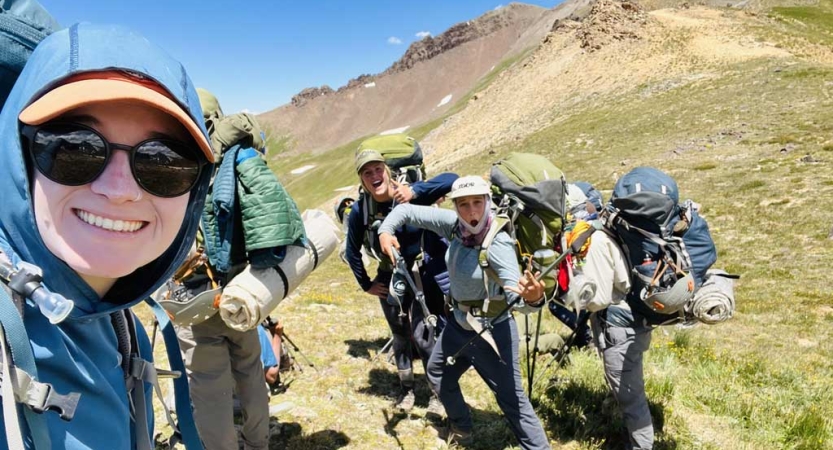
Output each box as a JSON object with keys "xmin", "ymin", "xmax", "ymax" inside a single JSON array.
[
  {"xmin": 178, "ymin": 314, "xmax": 269, "ymax": 450},
  {"xmin": 427, "ymin": 316, "xmax": 550, "ymax": 450},
  {"xmin": 591, "ymin": 313, "xmax": 654, "ymax": 450}
]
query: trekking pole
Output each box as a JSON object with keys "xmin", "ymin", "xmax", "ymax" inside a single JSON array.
[
  {"xmin": 527, "ymin": 308, "xmax": 543, "ymax": 398},
  {"xmin": 150, "ymin": 318, "xmax": 159, "ymax": 352},
  {"xmin": 525, "ymin": 314, "xmax": 531, "ymax": 393},
  {"xmin": 280, "ymin": 331, "xmax": 319, "ymax": 373},
  {"xmin": 445, "ymin": 248, "xmax": 571, "ymax": 366},
  {"xmin": 530, "ymin": 310, "xmax": 590, "ymax": 392},
  {"xmin": 372, "ymin": 337, "xmax": 395, "ymax": 362},
  {"xmin": 390, "ymin": 248, "xmax": 437, "ymax": 329}
]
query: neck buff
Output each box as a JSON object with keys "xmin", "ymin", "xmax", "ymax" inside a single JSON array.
[{"xmin": 455, "ymin": 196, "xmax": 493, "ymax": 247}]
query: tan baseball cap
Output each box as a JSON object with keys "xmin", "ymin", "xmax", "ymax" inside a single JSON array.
[
  {"xmin": 19, "ymin": 71, "xmax": 214, "ymax": 163},
  {"xmin": 355, "ymin": 149, "xmax": 385, "ymax": 173}
]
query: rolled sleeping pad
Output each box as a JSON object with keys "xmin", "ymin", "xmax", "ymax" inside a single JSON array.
[
  {"xmin": 686, "ymin": 269, "xmax": 735, "ymax": 325},
  {"xmin": 218, "ymin": 209, "xmax": 339, "ymax": 331}
]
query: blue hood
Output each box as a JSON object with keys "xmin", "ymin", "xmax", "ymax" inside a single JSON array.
[{"xmin": 0, "ymin": 23, "xmax": 213, "ymax": 318}]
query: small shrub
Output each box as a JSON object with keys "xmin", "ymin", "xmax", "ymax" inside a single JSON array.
[{"xmin": 783, "ymin": 406, "xmax": 832, "ymax": 450}]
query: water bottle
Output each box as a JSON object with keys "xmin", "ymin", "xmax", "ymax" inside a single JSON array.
[{"xmin": 532, "ymin": 249, "xmax": 557, "ymax": 298}]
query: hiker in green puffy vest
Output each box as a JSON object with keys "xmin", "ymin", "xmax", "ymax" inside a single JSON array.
[{"xmin": 172, "ymin": 89, "xmax": 305, "ymax": 450}]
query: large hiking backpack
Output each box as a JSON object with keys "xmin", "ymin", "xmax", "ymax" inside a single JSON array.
[
  {"xmin": 0, "ymin": 0, "xmax": 59, "ymax": 107},
  {"xmin": 482, "ymin": 153, "xmax": 567, "ymax": 297},
  {"xmin": 603, "ymin": 167, "xmax": 717, "ymax": 317},
  {"xmin": 357, "ymin": 134, "xmax": 426, "ymax": 264},
  {"xmin": 356, "ymin": 133, "xmax": 426, "ymax": 185}
]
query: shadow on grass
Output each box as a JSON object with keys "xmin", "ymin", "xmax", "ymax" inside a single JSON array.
[
  {"xmin": 357, "ymin": 367, "xmax": 434, "ymax": 408},
  {"xmin": 366, "ymin": 369, "xmax": 540, "ymax": 450},
  {"xmin": 344, "ymin": 337, "xmax": 390, "ymax": 360},
  {"xmin": 537, "ymin": 379, "xmax": 677, "ymax": 449},
  {"xmin": 271, "ymin": 419, "xmax": 351, "ymax": 450}
]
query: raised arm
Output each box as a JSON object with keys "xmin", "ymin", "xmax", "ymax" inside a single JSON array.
[
  {"xmin": 410, "ymin": 173, "xmax": 458, "ymax": 205},
  {"xmin": 378, "ymin": 203, "xmax": 457, "ymax": 241}
]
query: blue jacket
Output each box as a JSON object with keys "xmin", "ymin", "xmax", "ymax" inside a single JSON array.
[
  {"xmin": 345, "ymin": 173, "xmax": 457, "ymax": 291},
  {"xmin": 0, "ymin": 24, "xmax": 212, "ymax": 449}
]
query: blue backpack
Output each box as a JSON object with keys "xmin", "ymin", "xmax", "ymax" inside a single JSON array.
[
  {"xmin": 603, "ymin": 167, "xmax": 717, "ymax": 318},
  {"xmin": 0, "ymin": 0, "xmax": 60, "ymax": 107}
]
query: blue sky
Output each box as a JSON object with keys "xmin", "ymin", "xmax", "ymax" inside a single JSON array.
[{"xmin": 41, "ymin": 1, "xmax": 559, "ymax": 114}]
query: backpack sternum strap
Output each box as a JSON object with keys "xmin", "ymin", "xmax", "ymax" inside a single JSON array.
[{"xmin": 5, "ymin": 364, "xmax": 79, "ymax": 421}]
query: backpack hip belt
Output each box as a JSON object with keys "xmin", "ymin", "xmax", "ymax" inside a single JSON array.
[{"xmin": 450, "ymin": 297, "xmax": 508, "ymax": 319}]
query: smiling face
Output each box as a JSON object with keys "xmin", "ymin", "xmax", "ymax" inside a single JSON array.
[
  {"xmin": 454, "ymin": 195, "xmax": 487, "ymax": 228},
  {"xmin": 30, "ymin": 101, "xmax": 192, "ymax": 295},
  {"xmin": 359, "ymin": 161, "xmax": 393, "ymax": 202}
]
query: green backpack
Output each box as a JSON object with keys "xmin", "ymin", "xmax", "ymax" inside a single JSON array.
[
  {"xmin": 356, "ymin": 133, "xmax": 426, "ymax": 185},
  {"xmin": 480, "ymin": 153, "xmax": 567, "ymax": 298}
]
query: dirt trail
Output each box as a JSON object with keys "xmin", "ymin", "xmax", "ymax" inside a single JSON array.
[{"xmin": 422, "ymin": 2, "xmax": 795, "ymax": 172}]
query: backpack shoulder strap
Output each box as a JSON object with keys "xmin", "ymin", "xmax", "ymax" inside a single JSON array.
[
  {"xmin": 477, "ymin": 215, "xmax": 513, "ymax": 312},
  {"xmin": 113, "ymin": 310, "xmax": 154, "ymax": 450},
  {"xmin": 145, "ymin": 298, "xmax": 205, "ymax": 450},
  {"xmin": 0, "ymin": 284, "xmax": 52, "ymax": 449},
  {"xmin": 478, "ymin": 214, "xmax": 512, "ymax": 273}
]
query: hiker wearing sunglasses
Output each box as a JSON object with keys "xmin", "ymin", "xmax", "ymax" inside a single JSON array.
[
  {"xmin": 345, "ymin": 147, "xmax": 456, "ymax": 414},
  {"xmin": 0, "ymin": 23, "xmax": 212, "ymax": 450},
  {"xmin": 378, "ymin": 176, "xmax": 551, "ymax": 449}
]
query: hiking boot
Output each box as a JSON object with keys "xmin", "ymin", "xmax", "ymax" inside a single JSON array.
[
  {"xmin": 394, "ymin": 386, "xmax": 416, "ymax": 412},
  {"xmin": 426, "ymin": 395, "xmax": 445, "ymax": 419},
  {"xmin": 447, "ymin": 425, "xmax": 473, "ymax": 446}
]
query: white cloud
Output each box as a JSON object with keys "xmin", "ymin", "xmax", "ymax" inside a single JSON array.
[
  {"xmin": 415, "ymin": 31, "xmax": 431, "ymax": 39},
  {"xmin": 494, "ymin": 4, "xmax": 503, "ymax": 10},
  {"xmin": 387, "ymin": 36, "xmax": 402, "ymax": 45}
]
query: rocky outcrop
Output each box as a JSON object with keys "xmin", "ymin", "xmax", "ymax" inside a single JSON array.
[
  {"xmin": 291, "ymin": 85, "xmax": 334, "ymax": 107},
  {"xmin": 575, "ymin": 0, "xmax": 648, "ymax": 51},
  {"xmin": 383, "ymin": 5, "xmax": 534, "ymax": 75},
  {"xmin": 337, "ymin": 74, "xmax": 376, "ymax": 93}
]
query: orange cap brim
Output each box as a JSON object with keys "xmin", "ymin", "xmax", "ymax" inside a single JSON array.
[{"xmin": 19, "ymin": 75, "xmax": 214, "ymax": 163}]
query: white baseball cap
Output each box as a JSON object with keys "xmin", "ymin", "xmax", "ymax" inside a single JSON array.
[{"xmin": 449, "ymin": 176, "xmax": 491, "ymax": 199}]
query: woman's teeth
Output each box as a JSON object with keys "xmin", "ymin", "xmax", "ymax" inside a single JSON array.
[{"xmin": 76, "ymin": 210, "xmax": 144, "ymax": 232}]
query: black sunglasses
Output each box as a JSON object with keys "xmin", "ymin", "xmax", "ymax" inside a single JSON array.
[{"xmin": 21, "ymin": 122, "xmax": 205, "ymax": 198}]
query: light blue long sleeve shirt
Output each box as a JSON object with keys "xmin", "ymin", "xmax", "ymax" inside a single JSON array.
[{"xmin": 379, "ymin": 204, "xmax": 541, "ymax": 327}]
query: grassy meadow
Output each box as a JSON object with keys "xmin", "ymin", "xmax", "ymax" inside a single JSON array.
[{"xmin": 144, "ymin": 2, "xmax": 833, "ymax": 449}]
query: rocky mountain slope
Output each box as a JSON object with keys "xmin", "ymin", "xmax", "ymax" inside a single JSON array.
[
  {"xmin": 257, "ymin": 2, "xmax": 593, "ymax": 155},
  {"xmin": 420, "ymin": 0, "xmax": 810, "ymax": 171}
]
